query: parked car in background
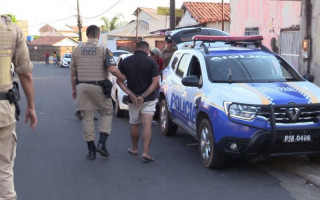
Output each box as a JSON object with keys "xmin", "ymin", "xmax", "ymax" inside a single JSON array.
[
  {"xmin": 109, "ymin": 53, "xmax": 133, "ymax": 117},
  {"xmin": 111, "ymin": 50, "xmax": 131, "ymax": 63},
  {"xmin": 60, "ymin": 53, "xmax": 72, "ymax": 68}
]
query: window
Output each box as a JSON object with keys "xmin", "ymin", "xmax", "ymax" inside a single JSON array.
[
  {"xmin": 176, "ymin": 53, "xmax": 191, "ymax": 77},
  {"xmin": 245, "ymin": 27, "xmax": 259, "ymax": 36},
  {"xmin": 187, "ymin": 56, "xmax": 202, "ymax": 81}
]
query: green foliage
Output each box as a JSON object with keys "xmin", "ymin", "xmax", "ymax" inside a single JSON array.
[
  {"xmin": 33, "ymin": 35, "xmax": 40, "ymax": 40},
  {"xmin": 5, "ymin": 13, "xmax": 16, "ymax": 22},
  {"xmin": 100, "ymin": 14, "xmax": 127, "ymax": 32},
  {"xmin": 100, "ymin": 17, "xmax": 110, "ymax": 32}
]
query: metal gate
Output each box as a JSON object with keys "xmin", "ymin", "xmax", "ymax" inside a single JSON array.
[{"xmin": 279, "ymin": 30, "xmax": 301, "ymax": 71}]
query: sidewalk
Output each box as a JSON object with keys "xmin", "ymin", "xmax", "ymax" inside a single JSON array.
[{"xmin": 269, "ymin": 156, "xmax": 320, "ymax": 188}]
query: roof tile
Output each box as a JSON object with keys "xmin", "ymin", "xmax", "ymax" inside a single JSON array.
[
  {"xmin": 183, "ymin": 2, "xmax": 230, "ymax": 23},
  {"xmin": 28, "ymin": 36, "xmax": 68, "ymax": 46}
]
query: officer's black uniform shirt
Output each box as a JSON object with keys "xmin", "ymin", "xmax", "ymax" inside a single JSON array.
[{"xmin": 118, "ymin": 50, "xmax": 159, "ymax": 103}]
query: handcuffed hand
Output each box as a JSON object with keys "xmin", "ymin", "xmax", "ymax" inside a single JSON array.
[{"xmin": 134, "ymin": 96, "xmax": 144, "ymax": 107}]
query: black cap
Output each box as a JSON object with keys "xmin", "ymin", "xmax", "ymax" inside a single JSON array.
[{"xmin": 165, "ymin": 35, "xmax": 173, "ymax": 43}]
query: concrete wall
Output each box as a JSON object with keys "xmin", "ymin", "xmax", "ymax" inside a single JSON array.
[
  {"xmin": 28, "ymin": 45, "xmax": 76, "ymax": 62},
  {"xmin": 300, "ymin": 0, "xmax": 320, "ymax": 86},
  {"xmin": 177, "ymin": 11, "xmax": 198, "ymax": 27},
  {"xmin": 230, "ymin": 0, "xmax": 301, "ymax": 48},
  {"xmin": 206, "ymin": 22, "xmax": 230, "ymax": 34},
  {"xmin": 145, "ymin": 36, "xmax": 165, "ymax": 50}
]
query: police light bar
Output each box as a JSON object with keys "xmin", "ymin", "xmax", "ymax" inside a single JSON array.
[{"xmin": 192, "ymin": 35, "xmax": 264, "ymax": 42}]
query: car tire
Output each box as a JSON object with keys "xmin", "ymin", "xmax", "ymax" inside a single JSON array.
[
  {"xmin": 198, "ymin": 118, "xmax": 225, "ymax": 168},
  {"xmin": 160, "ymin": 99, "xmax": 177, "ymax": 136},
  {"xmin": 114, "ymin": 95, "xmax": 124, "ymax": 117}
]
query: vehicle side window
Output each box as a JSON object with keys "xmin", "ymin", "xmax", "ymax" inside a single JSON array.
[
  {"xmin": 187, "ymin": 56, "xmax": 202, "ymax": 81},
  {"xmin": 176, "ymin": 53, "xmax": 190, "ymax": 78}
]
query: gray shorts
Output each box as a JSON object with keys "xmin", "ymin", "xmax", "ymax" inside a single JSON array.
[{"xmin": 128, "ymin": 100, "xmax": 157, "ymax": 124}]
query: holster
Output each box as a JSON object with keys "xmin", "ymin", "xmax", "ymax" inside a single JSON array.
[
  {"xmin": 99, "ymin": 79, "xmax": 112, "ymax": 98},
  {"xmin": 7, "ymin": 81, "xmax": 21, "ymax": 121}
]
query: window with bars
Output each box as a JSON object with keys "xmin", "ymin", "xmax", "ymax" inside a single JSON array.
[{"xmin": 245, "ymin": 27, "xmax": 259, "ymax": 36}]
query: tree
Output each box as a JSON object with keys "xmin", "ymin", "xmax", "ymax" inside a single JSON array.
[
  {"xmin": 100, "ymin": 16, "xmax": 110, "ymax": 32},
  {"xmin": 5, "ymin": 13, "xmax": 16, "ymax": 22},
  {"xmin": 100, "ymin": 14, "xmax": 127, "ymax": 32}
]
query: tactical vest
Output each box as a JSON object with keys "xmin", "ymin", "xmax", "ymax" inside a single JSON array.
[
  {"xmin": 0, "ymin": 15, "xmax": 13, "ymax": 88},
  {"xmin": 75, "ymin": 42, "xmax": 107, "ymax": 82}
]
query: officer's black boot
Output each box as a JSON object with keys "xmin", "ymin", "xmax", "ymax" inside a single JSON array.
[
  {"xmin": 87, "ymin": 141, "xmax": 96, "ymax": 160},
  {"xmin": 96, "ymin": 132, "xmax": 109, "ymax": 157}
]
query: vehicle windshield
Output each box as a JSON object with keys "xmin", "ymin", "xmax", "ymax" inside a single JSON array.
[
  {"xmin": 64, "ymin": 54, "xmax": 72, "ymax": 58},
  {"xmin": 206, "ymin": 51, "xmax": 302, "ymax": 83}
]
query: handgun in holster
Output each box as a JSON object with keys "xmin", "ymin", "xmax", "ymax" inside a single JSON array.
[
  {"xmin": 99, "ymin": 79, "xmax": 112, "ymax": 98},
  {"xmin": 7, "ymin": 81, "xmax": 21, "ymax": 120}
]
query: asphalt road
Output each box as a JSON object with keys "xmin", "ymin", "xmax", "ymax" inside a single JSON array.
[{"xmin": 12, "ymin": 63, "xmax": 307, "ymax": 200}]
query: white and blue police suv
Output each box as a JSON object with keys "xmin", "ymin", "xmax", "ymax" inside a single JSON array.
[{"xmin": 159, "ymin": 35, "xmax": 320, "ymax": 168}]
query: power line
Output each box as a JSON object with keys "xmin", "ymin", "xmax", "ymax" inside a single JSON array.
[
  {"xmin": 58, "ymin": 0, "xmax": 77, "ymax": 10},
  {"xmin": 81, "ymin": 0, "xmax": 122, "ymax": 19},
  {"xmin": 28, "ymin": 15, "xmax": 76, "ymax": 27}
]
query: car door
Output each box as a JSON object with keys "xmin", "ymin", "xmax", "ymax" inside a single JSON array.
[
  {"xmin": 169, "ymin": 53, "xmax": 192, "ymax": 128},
  {"xmin": 181, "ymin": 55, "xmax": 203, "ymax": 135}
]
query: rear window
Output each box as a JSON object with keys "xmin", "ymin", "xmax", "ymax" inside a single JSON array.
[{"xmin": 64, "ymin": 54, "xmax": 71, "ymax": 58}]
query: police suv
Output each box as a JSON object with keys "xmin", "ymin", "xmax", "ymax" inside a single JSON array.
[{"xmin": 159, "ymin": 35, "xmax": 320, "ymax": 168}]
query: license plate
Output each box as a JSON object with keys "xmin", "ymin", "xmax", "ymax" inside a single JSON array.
[{"xmin": 283, "ymin": 134, "xmax": 312, "ymax": 143}]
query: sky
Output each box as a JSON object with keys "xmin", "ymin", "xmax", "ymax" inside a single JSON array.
[{"xmin": 0, "ymin": 0, "xmax": 229, "ymax": 35}]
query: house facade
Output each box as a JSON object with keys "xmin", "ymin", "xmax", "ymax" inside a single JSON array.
[
  {"xmin": 27, "ymin": 36, "xmax": 78, "ymax": 61},
  {"xmin": 299, "ymin": 0, "xmax": 320, "ymax": 86},
  {"xmin": 177, "ymin": 2, "xmax": 230, "ymax": 33},
  {"xmin": 229, "ymin": 0, "xmax": 301, "ymax": 49}
]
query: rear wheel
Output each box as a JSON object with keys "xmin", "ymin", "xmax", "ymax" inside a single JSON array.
[
  {"xmin": 198, "ymin": 118, "xmax": 225, "ymax": 168},
  {"xmin": 160, "ymin": 99, "xmax": 177, "ymax": 136}
]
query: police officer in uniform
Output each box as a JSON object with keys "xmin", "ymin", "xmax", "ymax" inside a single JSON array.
[
  {"xmin": 70, "ymin": 25, "xmax": 125, "ymax": 160},
  {"xmin": 0, "ymin": 15, "xmax": 37, "ymax": 200},
  {"xmin": 161, "ymin": 35, "xmax": 177, "ymax": 68}
]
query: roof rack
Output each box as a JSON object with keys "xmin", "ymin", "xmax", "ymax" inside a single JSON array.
[{"xmin": 190, "ymin": 35, "xmax": 272, "ymax": 54}]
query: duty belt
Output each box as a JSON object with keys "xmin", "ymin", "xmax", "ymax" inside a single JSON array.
[
  {"xmin": 0, "ymin": 92, "xmax": 8, "ymax": 100},
  {"xmin": 78, "ymin": 80, "xmax": 105, "ymax": 85}
]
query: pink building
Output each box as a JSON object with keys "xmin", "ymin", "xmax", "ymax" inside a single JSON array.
[{"xmin": 230, "ymin": 0, "xmax": 301, "ymax": 48}]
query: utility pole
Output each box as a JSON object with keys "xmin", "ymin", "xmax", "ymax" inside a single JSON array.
[
  {"xmin": 136, "ymin": 9, "xmax": 140, "ymax": 44},
  {"xmin": 77, "ymin": 0, "xmax": 82, "ymax": 41},
  {"xmin": 221, "ymin": 0, "xmax": 224, "ymax": 31},
  {"xmin": 170, "ymin": 0, "xmax": 175, "ymax": 30}
]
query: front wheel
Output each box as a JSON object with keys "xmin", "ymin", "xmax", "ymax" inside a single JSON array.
[
  {"xmin": 160, "ymin": 99, "xmax": 177, "ymax": 136},
  {"xmin": 198, "ymin": 118, "xmax": 225, "ymax": 168}
]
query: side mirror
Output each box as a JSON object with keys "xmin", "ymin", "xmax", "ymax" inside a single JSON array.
[
  {"xmin": 303, "ymin": 73, "xmax": 315, "ymax": 83},
  {"xmin": 181, "ymin": 75, "xmax": 199, "ymax": 87}
]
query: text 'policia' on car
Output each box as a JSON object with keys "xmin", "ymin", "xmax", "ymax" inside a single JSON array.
[{"xmin": 159, "ymin": 35, "xmax": 320, "ymax": 168}]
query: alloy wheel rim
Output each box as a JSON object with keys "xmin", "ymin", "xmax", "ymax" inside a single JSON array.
[
  {"xmin": 160, "ymin": 104, "xmax": 167, "ymax": 131},
  {"xmin": 200, "ymin": 126, "xmax": 211, "ymax": 160}
]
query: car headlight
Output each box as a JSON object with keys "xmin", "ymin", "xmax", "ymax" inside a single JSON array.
[{"xmin": 224, "ymin": 102, "xmax": 260, "ymax": 121}]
